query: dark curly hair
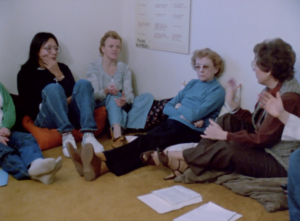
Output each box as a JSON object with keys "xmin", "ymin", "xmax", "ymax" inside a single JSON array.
[{"xmin": 254, "ymin": 38, "xmax": 296, "ymax": 81}]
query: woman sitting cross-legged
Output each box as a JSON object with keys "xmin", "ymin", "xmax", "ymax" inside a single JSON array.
[
  {"xmin": 87, "ymin": 31, "xmax": 154, "ymax": 148},
  {"xmin": 67, "ymin": 48, "xmax": 226, "ymax": 181},
  {"xmin": 17, "ymin": 32, "xmax": 104, "ymax": 157},
  {"xmin": 147, "ymin": 38, "xmax": 300, "ymax": 180}
]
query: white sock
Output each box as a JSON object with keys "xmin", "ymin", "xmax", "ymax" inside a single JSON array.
[
  {"xmin": 113, "ymin": 124, "xmax": 121, "ymax": 138},
  {"xmin": 28, "ymin": 158, "xmax": 56, "ymax": 177},
  {"xmin": 82, "ymin": 132, "xmax": 104, "ymax": 153},
  {"xmin": 31, "ymin": 157, "xmax": 62, "ymax": 185},
  {"xmin": 83, "ymin": 132, "xmax": 94, "ymax": 141},
  {"xmin": 62, "ymin": 132, "xmax": 72, "ymax": 144}
]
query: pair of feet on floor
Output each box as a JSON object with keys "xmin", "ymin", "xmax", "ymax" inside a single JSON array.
[
  {"xmin": 28, "ymin": 157, "xmax": 62, "ymax": 184},
  {"xmin": 140, "ymin": 149, "xmax": 188, "ymax": 180},
  {"xmin": 62, "ymin": 132, "xmax": 104, "ymax": 158},
  {"xmin": 67, "ymin": 142, "xmax": 105, "ymax": 181}
]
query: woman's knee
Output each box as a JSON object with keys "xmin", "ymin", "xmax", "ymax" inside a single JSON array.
[
  {"xmin": 74, "ymin": 79, "xmax": 93, "ymax": 93},
  {"xmin": 140, "ymin": 93, "xmax": 154, "ymax": 101},
  {"xmin": 42, "ymin": 83, "xmax": 64, "ymax": 96}
]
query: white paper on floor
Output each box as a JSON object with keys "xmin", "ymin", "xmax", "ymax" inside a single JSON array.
[
  {"xmin": 138, "ymin": 185, "xmax": 203, "ymax": 214},
  {"xmin": 174, "ymin": 201, "xmax": 242, "ymax": 221}
]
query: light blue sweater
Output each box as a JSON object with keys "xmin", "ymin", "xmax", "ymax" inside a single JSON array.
[{"xmin": 163, "ymin": 78, "xmax": 225, "ymax": 132}]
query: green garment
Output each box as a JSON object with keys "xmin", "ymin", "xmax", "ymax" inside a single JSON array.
[{"xmin": 0, "ymin": 82, "xmax": 16, "ymax": 129}]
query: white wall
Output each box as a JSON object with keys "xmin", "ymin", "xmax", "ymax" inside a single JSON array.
[
  {"xmin": 122, "ymin": 0, "xmax": 300, "ymax": 110},
  {"xmin": 1, "ymin": 0, "xmax": 300, "ymax": 111},
  {"xmin": 0, "ymin": 0, "xmax": 123, "ymax": 94}
]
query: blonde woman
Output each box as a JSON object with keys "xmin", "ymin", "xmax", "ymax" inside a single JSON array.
[{"xmin": 87, "ymin": 31, "xmax": 154, "ymax": 148}]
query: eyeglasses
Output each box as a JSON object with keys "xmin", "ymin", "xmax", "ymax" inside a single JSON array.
[
  {"xmin": 251, "ymin": 61, "xmax": 257, "ymax": 70},
  {"xmin": 194, "ymin": 65, "xmax": 212, "ymax": 70},
  {"xmin": 42, "ymin": 46, "xmax": 60, "ymax": 53}
]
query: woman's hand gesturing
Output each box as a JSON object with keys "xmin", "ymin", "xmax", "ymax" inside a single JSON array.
[{"xmin": 225, "ymin": 79, "xmax": 240, "ymax": 111}]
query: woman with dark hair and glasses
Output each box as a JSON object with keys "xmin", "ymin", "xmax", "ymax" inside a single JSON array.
[
  {"xmin": 17, "ymin": 32, "xmax": 104, "ymax": 157},
  {"xmin": 148, "ymin": 38, "xmax": 300, "ymax": 180},
  {"xmin": 67, "ymin": 48, "xmax": 225, "ymax": 181}
]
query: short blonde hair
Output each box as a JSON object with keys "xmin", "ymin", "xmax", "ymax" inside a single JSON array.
[
  {"xmin": 191, "ymin": 48, "xmax": 224, "ymax": 77},
  {"xmin": 99, "ymin": 31, "xmax": 122, "ymax": 55}
]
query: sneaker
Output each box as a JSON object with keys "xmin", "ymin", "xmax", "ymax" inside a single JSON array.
[
  {"xmin": 62, "ymin": 133, "xmax": 77, "ymax": 157},
  {"xmin": 82, "ymin": 133, "xmax": 104, "ymax": 153}
]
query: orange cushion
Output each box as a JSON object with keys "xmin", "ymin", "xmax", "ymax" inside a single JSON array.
[{"xmin": 22, "ymin": 106, "xmax": 107, "ymax": 151}]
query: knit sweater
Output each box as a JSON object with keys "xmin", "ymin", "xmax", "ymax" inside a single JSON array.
[
  {"xmin": 87, "ymin": 57, "xmax": 134, "ymax": 104},
  {"xmin": 163, "ymin": 78, "xmax": 225, "ymax": 132},
  {"xmin": 0, "ymin": 82, "xmax": 16, "ymax": 129},
  {"xmin": 17, "ymin": 63, "xmax": 75, "ymax": 120}
]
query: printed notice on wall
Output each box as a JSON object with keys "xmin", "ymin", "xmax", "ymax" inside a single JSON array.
[{"xmin": 136, "ymin": 0, "xmax": 191, "ymax": 54}]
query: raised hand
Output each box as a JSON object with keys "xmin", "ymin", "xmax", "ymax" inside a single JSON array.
[
  {"xmin": 258, "ymin": 91, "xmax": 289, "ymax": 124},
  {"xmin": 258, "ymin": 91, "xmax": 284, "ymax": 118},
  {"xmin": 225, "ymin": 79, "xmax": 240, "ymax": 111},
  {"xmin": 201, "ymin": 119, "xmax": 227, "ymax": 140},
  {"xmin": 115, "ymin": 91, "xmax": 126, "ymax": 107}
]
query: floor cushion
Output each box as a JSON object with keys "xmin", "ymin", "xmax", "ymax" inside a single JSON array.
[
  {"xmin": 22, "ymin": 106, "xmax": 107, "ymax": 151},
  {"xmin": 144, "ymin": 98, "xmax": 172, "ymax": 130}
]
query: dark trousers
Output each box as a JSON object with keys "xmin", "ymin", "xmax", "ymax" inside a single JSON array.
[
  {"xmin": 183, "ymin": 114, "xmax": 287, "ymax": 178},
  {"xmin": 104, "ymin": 119, "xmax": 202, "ymax": 176}
]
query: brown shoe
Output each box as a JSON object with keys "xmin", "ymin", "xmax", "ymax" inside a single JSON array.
[
  {"xmin": 67, "ymin": 142, "xmax": 83, "ymax": 176},
  {"xmin": 111, "ymin": 136, "xmax": 126, "ymax": 148},
  {"xmin": 81, "ymin": 143, "xmax": 102, "ymax": 181}
]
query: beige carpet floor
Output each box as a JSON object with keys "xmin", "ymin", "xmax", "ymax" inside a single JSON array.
[{"xmin": 0, "ymin": 134, "xmax": 289, "ymax": 221}]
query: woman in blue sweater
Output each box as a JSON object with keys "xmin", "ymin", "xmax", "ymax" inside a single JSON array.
[{"xmin": 67, "ymin": 48, "xmax": 226, "ymax": 181}]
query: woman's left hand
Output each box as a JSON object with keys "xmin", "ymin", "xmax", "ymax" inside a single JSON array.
[
  {"xmin": 201, "ymin": 119, "xmax": 227, "ymax": 140},
  {"xmin": 115, "ymin": 91, "xmax": 126, "ymax": 107},
  {"xmin": 42, "ymin": 57, "xmax": 64, "ymax": 79}
]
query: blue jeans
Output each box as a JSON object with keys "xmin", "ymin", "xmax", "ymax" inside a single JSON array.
[
  {"xmin": 0, "ymin": 131, "xmax": 43, "ymax": 180},
  {"xmin": 35, "ymin": 79, "xmax": 97, "ymax": 133},
  {"xmin": 95, "ymin": 92, "xmax": 153, "ymax": 129},
  {"xmin": 288, "ymin": 148, "xmax": 300, "ymax": 221}
]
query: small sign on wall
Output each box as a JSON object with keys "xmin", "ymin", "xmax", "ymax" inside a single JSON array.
[{"xmin": 136, "ymin": 0, "xmax": 191, "ymax": 54}]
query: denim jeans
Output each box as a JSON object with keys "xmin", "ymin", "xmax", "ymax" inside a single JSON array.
[
  {"xmin": 288, "ymin": 148, "xmax": 300, "ymax": 221},
  {"xmin": 0, "ymin": 131, "xmax": 43, "ymax": 180},
  {"xmin": 95, "ymin": 92, "xmax": 153, "ymax": 129},
  {"xmin": 35, "ymin": 79, "xmax": 97, "ymax": 133}
]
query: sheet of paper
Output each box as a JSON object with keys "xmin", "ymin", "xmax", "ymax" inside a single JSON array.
[
  {"xmin": 136, "ymin": 0, "xmax": 191, "ymax": 54},
  {"xmin": 152, "ymin": 185, "xmax": 201, "ymax": 205},
  {"xmin": 138, "ymin": 193, "xmax": 202, "ymax": 214},
  {"xmin": 174, "ymin": 202, "xmax": 242, "ymax": 221},
  {"xmin": 0, "ymin": 169, "xmax": 9, "ymax": 186}
]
